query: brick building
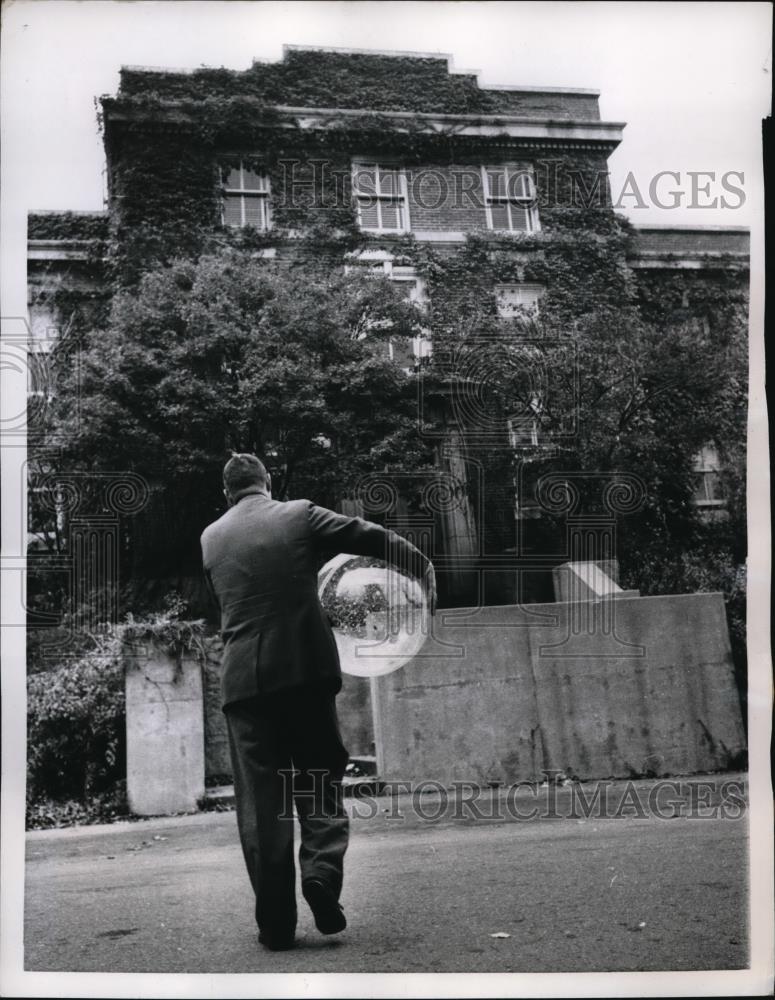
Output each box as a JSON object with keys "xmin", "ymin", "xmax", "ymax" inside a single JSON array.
[{"xmin": 27, "ymin": 46, "xmax": 749, "ymax": 609}]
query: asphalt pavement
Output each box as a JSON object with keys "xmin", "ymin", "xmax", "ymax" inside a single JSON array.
[{"xmin": 24, "ymin": 774, "xmax": 749, "ymax": 974}]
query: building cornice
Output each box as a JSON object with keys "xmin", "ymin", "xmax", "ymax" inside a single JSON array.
[
  {"xmin": 631, "ymin": 223, "xmax": 750, "ymax": 233},
  {"xmin": 104, "ymin": 102, "xmax": 624, "ymax": 149},
  {"xmin": 278, "ymin": 105, "xmax": 624, "ymax": 145},
  {"xmin": 27, "ymin": 239, "xmax": 102, "ymax": 261},
  {"xmin": 627, "ymin": 254, "xmax": 749, "ymax": 270},
  {"xmin": 627, "ymin": 224, "xmax": 750, "ymax": 267}
]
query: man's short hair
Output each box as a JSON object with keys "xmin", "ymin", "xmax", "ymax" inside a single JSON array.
[{"xmin": 223, "ymin": 453, "xmax": 268, "ymax": 496}]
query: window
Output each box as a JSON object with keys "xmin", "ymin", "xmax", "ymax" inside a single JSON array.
[
  {"xmin": 352, "ymin": 163, "xmax": 409, "ymax": 233},
  {"xmin": 507, "ymin": 386, "xmax": 544, "ymax": 449},
  {"xmin": 343, "ymin": 255, "xmax": 430, "ymax": 371},
  {"xmin": 388, "ymin": 266, "xmax": 431, "ymax": 370},
  {"xmin": 221, "ymin": 162, "xmax": 270, "ymax": 229},
  {"xmin": 27, "ymin": 463, "xmax": 65, "ymax": 553},
  {"xmin": 482, "ymin": 165, "xmax": 539, "ymax": 233},
  {"xmin": 495, "ymin": 283, "xmax": 545, "ymax": 317},
  {"xmin": 507, "ymin": 413, "xmax": 541, "ymax": 449},
  {"xmin": 692, "ymin": 445, "xmax": 724, "ymax": 508}
]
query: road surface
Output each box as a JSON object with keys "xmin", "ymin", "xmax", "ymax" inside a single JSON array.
[{"xmin": 24, "ymin": 778, "xmax": 748, "ymax": 974}]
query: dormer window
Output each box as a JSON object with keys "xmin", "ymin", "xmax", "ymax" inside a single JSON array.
[
  {"xmin": 352, "ymin": 163, "xmax": 409, "ymax": 233},
  {"xmin": 482, "ymin": 165, "xmax": 539, "ymax": 233},
  {"xmin": 221, "ymin": 163, "xmax": 271, "ymax": 229}
]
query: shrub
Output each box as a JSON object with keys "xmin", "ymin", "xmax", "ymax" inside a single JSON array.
[
  {"xmin": 26, "ymin": 783, "xmax": 130, "ymax": 830},
  {"xmin": 27, "ymin": 633, "xmax": 125, "ymax": 807}
]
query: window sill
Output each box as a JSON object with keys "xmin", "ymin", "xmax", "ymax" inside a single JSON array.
[{"xmin": 486, "ymin": 228, "xmax": 542, "ymax": 236}]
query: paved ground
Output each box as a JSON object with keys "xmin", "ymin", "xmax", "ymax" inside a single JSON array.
[{"xmin": 24, "ymin": 775, "xmax": 749, "ymax": 974}]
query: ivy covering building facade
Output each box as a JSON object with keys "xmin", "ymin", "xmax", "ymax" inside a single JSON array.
[{"xmin": 27, "ymin": 46, "xmax": 749, "ymax": 623}]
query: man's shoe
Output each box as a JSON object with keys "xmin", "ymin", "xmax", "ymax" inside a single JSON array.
[
  {"xmin": 302, "ymin": 878, "xmax": 347, "ymax": 934},
  {"xmin": 258, "ymin": 930, "xmax": 296, "ymax": 951}
]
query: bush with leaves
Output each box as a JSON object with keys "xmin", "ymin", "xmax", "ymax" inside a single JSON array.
[{"xmin": 27, "ymin": 631, "xmax": 125, "ymax": 808}]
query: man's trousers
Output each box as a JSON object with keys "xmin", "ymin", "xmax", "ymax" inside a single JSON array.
[{"xmin": 224, "ymin": 687, "xmax": 350, "ymax": 939}]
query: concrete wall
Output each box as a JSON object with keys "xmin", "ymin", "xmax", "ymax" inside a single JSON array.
[
  {"xmin": 142, "ymin": 591, "xmax": 744, "ymax": 810},
  {"xmin": 199, "ymin": 637, "xmax": 375, "ymax": 781},
  {"xmin": 338, "ymin": 673, "xmax": 375, "ymax": 757},
  {"xmin": 372, "ymin": 593, "xmax": 746, "ymax": 785}
]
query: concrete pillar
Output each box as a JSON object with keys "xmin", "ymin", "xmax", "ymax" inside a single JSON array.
[{"xmin": 124, "ymin": 642, "xmax": 205, "ymax": 815}]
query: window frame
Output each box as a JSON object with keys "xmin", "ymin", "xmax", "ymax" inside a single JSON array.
[
  {"xmin": 494, "ymin": 282, "xmax": 545, "ymax": 317},
  {"xmin": 342, "ymin": 256, "xmax": 430, "ymax": 370},
  {"xmin": 352, "ymin": 162, "xmax": 411, "ymax": 235},
  {"xmin": 387, "ymin": 266, "xmax": 430, "ymax": 370},
  {"xmin": 221, "ymin": 161, "xmax": 271, "ymax": 231},
  {"xmin": 692, "ymin": 445, "xmax": 725, "ymax": 508},
  {"xmin": 482, "ymin": 164, "xmax": 540, "ymax": 234}
]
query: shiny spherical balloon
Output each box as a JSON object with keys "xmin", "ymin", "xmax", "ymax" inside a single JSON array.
[{"xmin": 318, "ymin": 553, "xmax": 429, "ymax": 676}]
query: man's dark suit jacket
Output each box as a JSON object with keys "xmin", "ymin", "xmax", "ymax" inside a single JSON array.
[{"xmin": 201, "ymin": 489, "xmax": 430, "ymax": 708}]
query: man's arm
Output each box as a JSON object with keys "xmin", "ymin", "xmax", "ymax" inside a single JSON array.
[
  {"xmin": 203, "ymin": 566, "xmax": 221, "ymax": 615},
  {"xmin": 200, "ymin": 529, "xmax": 222, "ymax": 617},
  {"xmin": 307, "ymin": 502, "xmax": 437, "ymax": 611}
]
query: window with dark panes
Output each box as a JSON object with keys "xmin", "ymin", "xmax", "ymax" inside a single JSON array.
[
  {"xmin": 692, "ymin": 445, "xmax": 725, "ymax": 507},
  {"xmin": 352, "ymin": 163, "xmax": 409, "ymax": 233},
  {"xmin": 221, "ymin": 163, "xmax": 270, "ymax": 229},
  {"xmin": 482, "ymin": 165, "xmax": 539, "ymax": 233}
]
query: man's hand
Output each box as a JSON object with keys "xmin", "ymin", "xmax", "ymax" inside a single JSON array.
[{"xmin": 423, "ymin": 562, "xmax": 437, "ymax": 617}]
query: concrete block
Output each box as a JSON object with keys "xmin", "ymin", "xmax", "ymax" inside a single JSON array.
[
  {"xmin": 338, "ymin": 672, "xmax": 375, "ymax": 757},
  {"xmin": 372, "ymin": 593, "xmax": 745, "ymax": 785},
  {"xmin": 552, "ymin": 559, "xmax": 631, "ymax": 602},
  {"xmin": 125, "ymin": 645, "xmax": 205, "ymax": 815},
  {"xmin": 531, "ymin": 594, "xmax": 746, "ymax": 778},
  {"xmin": 372, "ymin": 604, "xmax": 544, "ymax": 786},
  {"xmin": 200, "ymin": 637, "xmax": 378, "ymax": 775}
]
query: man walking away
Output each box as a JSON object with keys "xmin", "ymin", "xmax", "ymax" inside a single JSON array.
[{"xmin": 201, "ymin": 454, "xmax": 435, "ymax": 951}]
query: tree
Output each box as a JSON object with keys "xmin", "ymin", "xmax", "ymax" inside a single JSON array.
[
  {"xmin": 431, "ymin": 300, "xmax": 747, "ymax": 586},
  {"xmin": 44, "ymin": 252, "xmax": 436, "ymax": 585}
]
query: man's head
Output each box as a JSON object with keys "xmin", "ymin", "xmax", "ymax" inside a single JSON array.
[{"xmin": 223, "ymin": 453, "xmax": 271, "ymax": 505}]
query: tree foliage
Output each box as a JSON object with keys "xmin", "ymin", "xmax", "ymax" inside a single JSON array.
[
  {"xmin": 45, "ymin": 253, "xmax": 435, "ymax": 579},
  {"xmin": 440, "ymin": 300, "xmax": 747, "ymax": 644}
]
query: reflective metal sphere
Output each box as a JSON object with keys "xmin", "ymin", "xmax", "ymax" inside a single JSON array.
[{"xmin": 318, "ymin": 553, "xmax": 429, "ymax": 677}]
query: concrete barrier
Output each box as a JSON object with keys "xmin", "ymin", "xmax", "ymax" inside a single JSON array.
[
  {"xmin": 372, "ymin": 593, "xmax": 746, "ymax": 785},
  {"xmin": 124, "ymin": 644, "xmax": 205, "ymax": 815},
  {"xmin": 552, "ymin": 559, "xmax": 639, "ymax": 602},
  {"xmin": 128, "ymin": 591, "xmax": 745, "ymax": 813},
  {"xmin": 371, "ymin": 604, "xmax": 541, "ymax": 785},
  {"xmin": 200, "ymin": 640, "xmax": 376, "ymax": 780},
  {"xmin": 338, "ymin": 672, "xmax": 375, "ymax": 756}
]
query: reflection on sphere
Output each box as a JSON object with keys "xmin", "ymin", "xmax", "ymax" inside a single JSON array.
[{"xmin": 318, "ymin": 553, "xmax": 428, "ymax": 677}]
